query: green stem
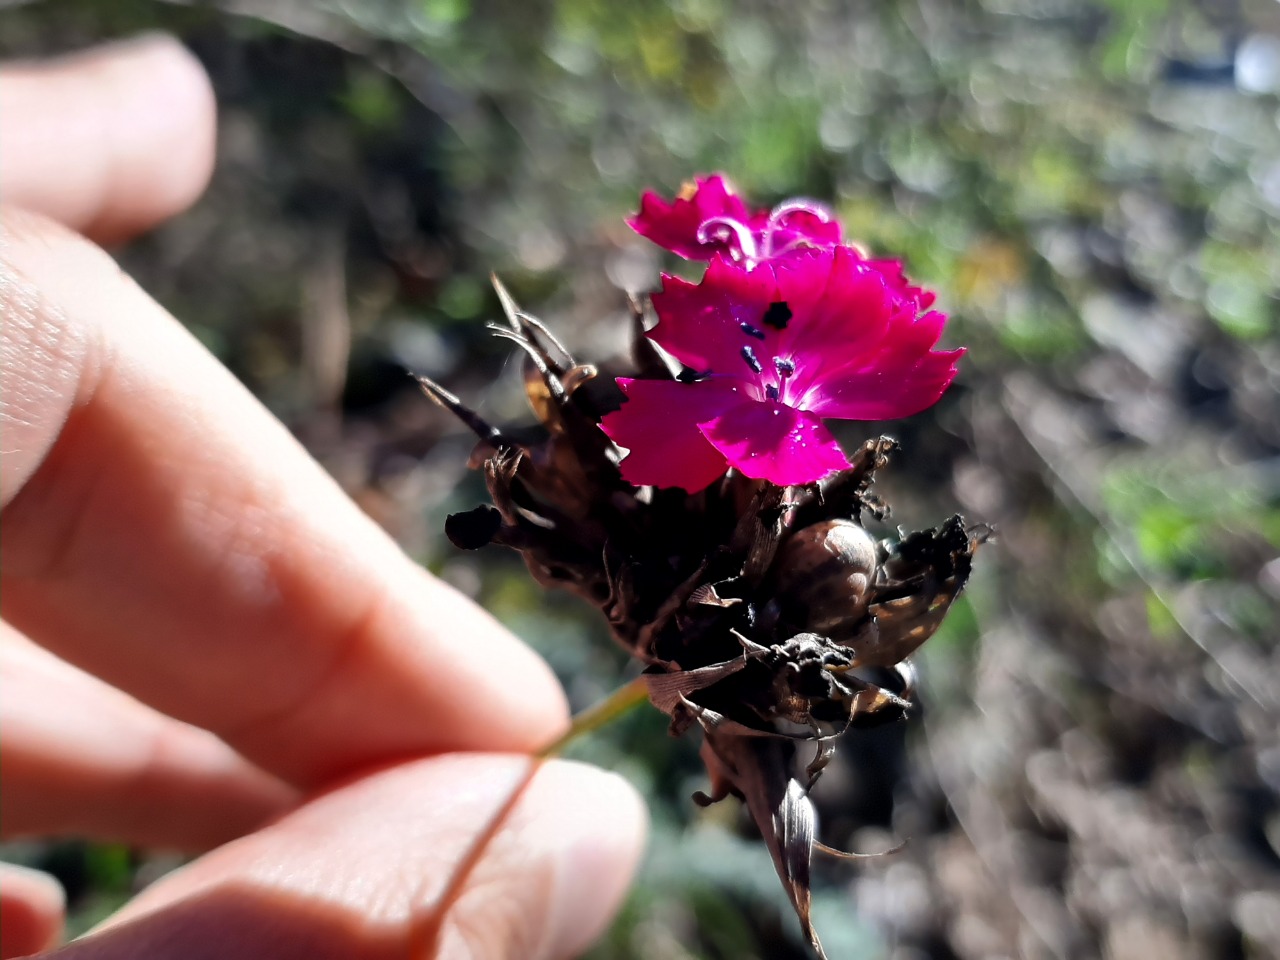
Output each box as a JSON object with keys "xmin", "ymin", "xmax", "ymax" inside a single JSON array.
[{"xmin": 537, "ymin": 675, "xmax": 651, "ymax": 758}]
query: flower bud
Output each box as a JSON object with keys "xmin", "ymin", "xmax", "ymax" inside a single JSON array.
[{"xmin": 771, "ymin": 519, "xmax": 878, "ymax": 641}]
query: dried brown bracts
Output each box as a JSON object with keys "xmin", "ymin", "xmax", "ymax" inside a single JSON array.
[{"xmin": 420, "ymin": 277, "xmax": 987, "ymax": 959}]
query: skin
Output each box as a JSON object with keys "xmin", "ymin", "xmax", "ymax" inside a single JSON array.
[{"xmin": 0, "ymin": 35, "xmax": 646, "ymax": 960}]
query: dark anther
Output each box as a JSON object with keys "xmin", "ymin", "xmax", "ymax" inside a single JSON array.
[
  {"xmin": 740, "ymin": 344, "xmax": 763, "ymax": 373},
  {"xmin": 774, "ymin": 357, "xmax": 796, "ymax": 378},
  {"xmin": 763, "ymin": 301, "xmax": 792, "ymax": 329},
  {"xmin": 677, "ymin": 366, "xmax": 712, "ymax": 383},
  {"xmin": 739, "ymin": 322, "xmax": 766, "ymax": 340},
  {"xmin": 766, "ymin": 384, "xmax": 780, "ymax": 400}
]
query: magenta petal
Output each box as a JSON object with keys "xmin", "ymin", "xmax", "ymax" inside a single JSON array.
[
  {"xmin": 865, "ymin": 258, "xmax": 936, "ymax": 310},
  {"xmin": 600, "ymin": 377, "xmax": 746, "ymax": 492},
  {"xmin": 627, "ymin": 175, "xmax": 749, "ymax": 260},
  {"xmin": 629, "ymin": 180, "xmax": 964, "ymax": 446},
  {"xmin": 883, "ymin": 309, "xmax": 948, "ymax": 357},
  {"xmin": 803, "ymin": 347, "xmax": 965, "ymax": 420},
  {"xmin": 768, "ymin": 248, "xmax": 963, "ymax": 420},
  {"xmin": 650, "ymin": 256, "xmax": 780, "ymax": 379},
  {"xmin": 698, "ymin": 399, "xmax": 849, "ymax": 486},
  {"xmin": 768, "ymin": 247, "xmax": 838, "ymax": 329},
  {"xmin": 775, "ymin": 247, "xmax": 895, "ymax": 374}
]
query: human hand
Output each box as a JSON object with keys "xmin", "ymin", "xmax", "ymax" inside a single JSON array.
[{"xmin": 0, "ymin": 35, "xmax": 645, "ymax": 959}]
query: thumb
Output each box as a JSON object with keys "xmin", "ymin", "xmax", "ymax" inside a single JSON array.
[
  {"xmin": 1, "ymin": 863, "xmax": 65, "ymax": 958},
  {"xmin": 49, "ymin": 755, "xmax": 646, "ymax": 960}
]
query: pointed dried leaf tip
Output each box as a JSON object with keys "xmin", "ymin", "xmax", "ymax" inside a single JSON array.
[{"xmin": 776, "ymin": 778, "xmax": 824, "ymax": 958}]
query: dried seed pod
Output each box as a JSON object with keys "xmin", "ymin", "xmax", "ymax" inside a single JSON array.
[{"xmin": 769, "ymin": 519, "xmax": 878, "ymax": 642}]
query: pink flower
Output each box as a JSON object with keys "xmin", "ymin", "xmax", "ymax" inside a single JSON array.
[
  {"xmin": 629, "ymin": 174, "xmax": 841, "ymax": 266},
  {"xmin": 601, "ymin": 247, "xmax": 964, "ymax": 492}
]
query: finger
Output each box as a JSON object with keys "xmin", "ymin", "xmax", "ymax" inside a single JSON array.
[
  {"xmin": 0, "ymin": 34, "xmax": 216, "ymax": 245},
  {"xmin": 0, "ymin": 623, "xmax": 297, "ymax": 849},
  {"xmin": 0, "ymin": 210, "xmax": 569, "ymax": 788},
  {"xmin": 50, "ymin": 756, "xmax": 646, "ymax": 960},
  {"xmin": 0, "ymin": 863, "xmax": 64, "ymax": 959}
]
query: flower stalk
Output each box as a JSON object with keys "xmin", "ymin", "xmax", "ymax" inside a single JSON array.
[{"xmin": 535, "ymin": 676, "xmax": 651, "ymax": 760}]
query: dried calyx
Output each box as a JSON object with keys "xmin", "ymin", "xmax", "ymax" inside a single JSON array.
[{"xmin": 420, "ymin": 273, "xmax": 987, "ymax": 959}]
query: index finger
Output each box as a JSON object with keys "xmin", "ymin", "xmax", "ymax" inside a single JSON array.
[{"xmin": 0, "ymin": 210, "xmax": 569, "ymax": 787}]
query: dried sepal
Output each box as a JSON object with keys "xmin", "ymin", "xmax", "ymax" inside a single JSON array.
[{"xmin": 699, "ymin": 735, "xmax": 827, "ymax": 957}]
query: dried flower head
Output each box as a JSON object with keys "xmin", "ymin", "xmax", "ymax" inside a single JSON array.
[{"xmin": 420, "ymin": 179, "xmax": 987, "ymax": 959}]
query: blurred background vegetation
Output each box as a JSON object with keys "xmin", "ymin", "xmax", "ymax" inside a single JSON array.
[{"xmin": 2, "ymin": 0, "xmax": 1278, "ymax": 956}]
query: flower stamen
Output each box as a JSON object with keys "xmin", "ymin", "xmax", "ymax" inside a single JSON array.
[
  {"xmin": 696, "ymin": 216, "xmax": 758, "ymax": 264},
  {"xmin": 763, "ymin": 199, "xmax": 835, "ymax": 258},
  {"xmin": 768, "ymin": 198, "xmax": 835, "ymax": 225}
]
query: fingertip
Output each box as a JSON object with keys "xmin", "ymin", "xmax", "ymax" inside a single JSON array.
[
  {"xmin": 364, "ymin": 757, "xmax": 648, "ymax": 960},
  {"xmin": 409, "ymin": 571, "xmax": 573, "ymax": 747},
  {"xmin": 521, "ymin": 761, "xmax": 649, "ymax": 960},
  {"xmin": 87, "ymin": 34, "xmax": 218, "ymax": 243},
  {"xmin": 0, "ymin": 863, "xmax": 65, "ymax": 958},
  {"xmin": 0, "ymin": 33, "xmax": 217, "ymax": 243}
]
